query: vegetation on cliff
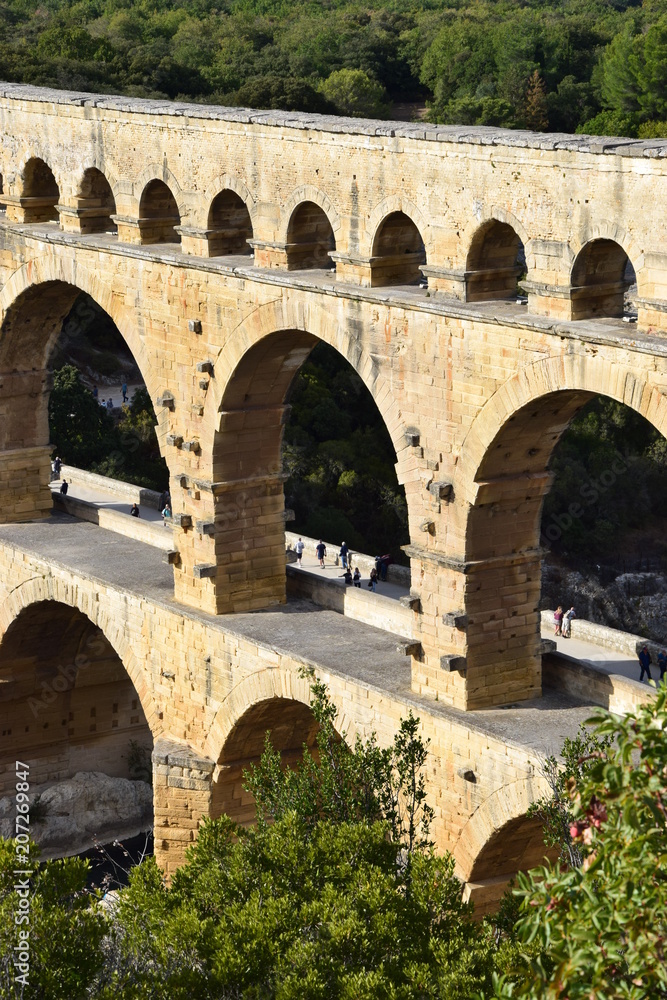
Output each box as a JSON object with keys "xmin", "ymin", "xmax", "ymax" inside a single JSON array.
[{"xmin": 0, "ymin": 0, "xmax": 665, "ymax": 135}]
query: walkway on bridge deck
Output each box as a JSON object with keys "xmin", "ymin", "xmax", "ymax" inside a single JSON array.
[
  {"xmin": 50, "ymin": 476, "xmax": 648, "ymax": 687},
  {"xmin": 0, "ymin": 510, "xmax": 606, "ymax": 762}
]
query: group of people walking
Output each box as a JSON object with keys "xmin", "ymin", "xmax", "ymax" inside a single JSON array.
[
  {"xmin": 638, "ymin": 644, "xmax": 667, "ymax": 683},
  {"xmin": 292, "ymin": 537, "xmax": 391, "ymax": 593}
]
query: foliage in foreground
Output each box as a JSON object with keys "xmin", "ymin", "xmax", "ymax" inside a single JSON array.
[
  {"xmin": 0, "ymin": 841, "xmax": 106, "ymax": 999},
  {"xmin": 493, "ymin": 686, "xmax": 667, "ymax": 999},
  {"xmin": 3, "ymin": 678, "xmax": 667, "ymax": 998}
]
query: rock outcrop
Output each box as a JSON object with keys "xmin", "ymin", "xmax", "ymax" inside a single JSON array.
[{"xmin": 0, "ymin": 771, "xmax": 152, "ymax": 859}]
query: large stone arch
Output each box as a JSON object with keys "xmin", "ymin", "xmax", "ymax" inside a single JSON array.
[
  {"xmin": 206, "ymin": 295, "xmax": 408, "ymax": 465},
  {"xmin": 205, "ymin": 667, "xmax": 356, "ymax": 828},
  {"xmin": 453, "ymin": 774, "xmax": 549, "ymax": 881},
  {"xmin": 454, "ymin": 775, "xmax": 554, "ymax": 916},
  {"xmin": 183, "ymin": 295, "xmax": 413, "ymax": 614},
  {"xmin": 450, "ymin": 353, "xmax": 667, "ymax": 708},
  {"xmin": 204, "ymin": 666, "xmax": 358, "ymax": 765},
  {"xmin": 0, "ymin": 574, "xmax": 160, "ymax": 734},
  {"xmin": 457, "ymin": 353, "xmax": 667, "ymax": 506},
  {"xmin": 0, "ymin": 253, "xmax": 156, "ymax": 396}
]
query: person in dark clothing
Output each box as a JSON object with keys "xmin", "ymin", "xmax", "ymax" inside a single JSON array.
[
  {"xmin": 339, "ymin": 541, "xmax": 349, "ymax": 569},
  {"xmin": 657, "ymin": 650, "xmax": 667, "ymax": 681},
  {"xmin": 376, "ymin": 554, "xmax": 392, "ymax": 581},
  {"xmin": 316, "ymin": 540, "xmax": 326, "ymax": 568},
  {"xmin": 353, "ymin": 568, "xmax": 361, "ymax": 588},
  {"xmin": 59, "ymin": 479, "xmax": 68, "ymax": 495},
  {"xmin": 53, "ymin": 456, "xmax": 62, "ymax": 477},
  {"xmin": 130, "ymin": 503, "xmax": 140, "ymax": 517},
  {"xmin": 638, "ymin": 644, "xmax": 652, "ymax": 683},
  {"xmin": 340, "ymin": 567, "xmax": 352, "ymax": 585}
]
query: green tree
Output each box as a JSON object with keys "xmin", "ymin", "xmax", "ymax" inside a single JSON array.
[
  {"xmin": 0, "ymin": 841, "xmax": 106, "ymax": 999},
  {"xmin": 319, "ymin": 67, "xmax": 390, "ymax": 118},
  {"xmin": 492, "ymin": 688, "xmax": 667, "ymax": 999},
  {"xmin": 89, "ymin": 672, "xmax": 497, "ymax": 998},
  {"xmin": 49, "ymin": 364, "xmax": 117, "ymax": 469},
  {"xmin": 523, "ymin": 70, "xmax": 549, "ymax": 130}
]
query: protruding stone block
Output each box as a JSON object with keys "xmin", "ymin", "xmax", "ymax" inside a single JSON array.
[
  {"xmin": 163, "ymin": 549, "xmax": 181, "ymax": 565},
  {"xmin": 440, "ymin": 655, "xmax": 467, "ymax": 674},
  {"xmin": 157, "ymin": 391, "xmax": 175, "ymax": 410},
  {"xmin": 193, "ymin": 563, "xmax": 216, "ymax": 579},
  {"xmin": 182, "ymin": 440, "xmax": 201, "ymax": 454},
  {"xmin": 195, "ymin": 520, "xmax": 215, "ymax": 536},
  {"xmin": 196, "ymin": 360, "xmax": 214, "ymax": 375},
  {"xmin": 166, "ymin": 434, "xmax": 183, "ymax": 448},
  {"xmin": 428, "ymin": 480, "xmax": 454, "ymax": 502},
  {"xmin": 172, "ymin": 513, "xmax": 192, "ymax": 528},
  {"xmin": 442, "ymin": 611, "xmax": 468, "ymax": 630},
  {"xmin": 397, "ymin": 640, "xmax": 422, "ymax": 657}
]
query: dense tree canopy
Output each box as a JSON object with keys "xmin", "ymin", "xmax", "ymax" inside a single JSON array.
[
  {"xmin": 4, "ymin": 675, "xmax": 667, "ymax": 997},
  {"xmin": 0, "ymin": 0, "xmax": 666, "ymax": 134}
]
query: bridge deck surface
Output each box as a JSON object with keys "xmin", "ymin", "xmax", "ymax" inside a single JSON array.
[
  {"xmin": 51, "ymin": 477, "xmax": 649, "ymax": 685},
  {"xmin": 0, "ymin": 512, "xmax": 598, "ymax": 759}
]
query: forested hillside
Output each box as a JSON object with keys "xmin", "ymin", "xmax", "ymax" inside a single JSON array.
[{"xmin": 0, "ymin": 0, "xmax": 665, "ymax": 135}]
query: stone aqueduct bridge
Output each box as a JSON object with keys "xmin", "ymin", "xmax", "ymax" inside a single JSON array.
[{"xmin": 0, "ymin": 84, "xmax": 665, "ymax": 902}]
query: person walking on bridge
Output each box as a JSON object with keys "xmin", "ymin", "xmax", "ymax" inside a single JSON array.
[
  {"xmin": 316, "ymin": 539, "xmax": 326, "ymax": 568},
  {"xmin": 638, "ymin": 644, "xmax": 653, "ymax": 683}
]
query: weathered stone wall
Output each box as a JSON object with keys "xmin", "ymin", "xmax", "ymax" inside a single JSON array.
[
  {"xmin": 0, "ymin": 83, "xmax": 665, "ymax": 715},
  {"xmin": 0, "ymin": 531, "xmax": 556, "ymax": 906}
]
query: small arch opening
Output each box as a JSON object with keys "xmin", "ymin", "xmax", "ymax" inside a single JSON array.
[
  {"xmin": 21, "ymin": 157, "xmax": 60, "ymax": 223},
  {"xmin": 286, "ymin": 201, "xmax": 336, "ymax": 270},
  {"xmin": 570, "ymin": 239, "xmax": 635, "ymax": 320},
  {"xmin": 207, "ymin": 190, "xmax": 253, "ymax": 257},
  {"xmin": 138, "ymin": 179, "xmax": 181, "ymax": 245},
  {"xmin": 465, "ymin": 220, "xmax": 525, "ymax": 302},
  {"xmin": 370, "ymin": 211, "xmax": 426, "ymax": 287},
  {"xmin": 76, "ymin": 168, "xmax": 116, "ymax": 234}
]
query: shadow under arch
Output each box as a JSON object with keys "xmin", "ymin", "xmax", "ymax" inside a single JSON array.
[
  {"xmin": 285, "ymin": 201, "xmax": 336, "ymax": 270},
  {"xmin": 139, "ymin": 179, "xmax": 181, "ymax": 244},
  {"xmin": 19, "ymin": 156, "xmax": 60, "ymax": 223},
  {"xmin": 206, "ymin": 668, "xmax": 351, "ymax": 827},
  {"xmin": 207, "ymin": 189, "xmax": 253, "ymax": 257},
  {"xmin": 370, "ymin": 210, "xmax": 426, "ymax": 287},
  {"xmin": 0, "ymin": 595, "xmax": 156, "ymax": 849},
  {"xmin": 465, "ymin": 217, "xmax": 525, "ymax": 301},
  {"xmin": 0, "ymin": 575, "xmax": 160, "ymax": 733},
  {"xmin": 570, "ymin": 238, "xmax": 637, "ymax": 320}
]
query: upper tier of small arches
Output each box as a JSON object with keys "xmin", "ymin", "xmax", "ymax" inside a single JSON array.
[{"xmin": 0, "ymin": 154, "xmax": 648, "ymax": 322}]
